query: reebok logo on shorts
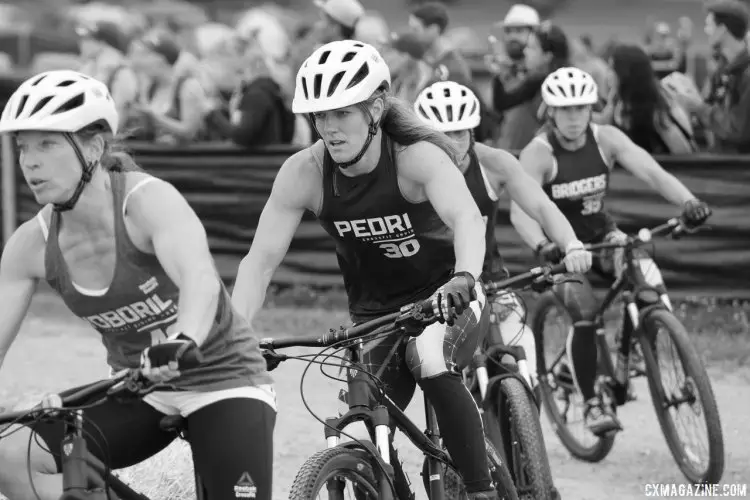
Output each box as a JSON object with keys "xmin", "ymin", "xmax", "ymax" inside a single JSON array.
[{"xmin": 234, "ymin": 471, "xmax": 257, "ymax": 498}]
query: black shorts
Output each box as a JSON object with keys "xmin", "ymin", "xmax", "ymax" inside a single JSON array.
[{"xmin": 32, "ymin": 394, "xmax": 275, "ymax": 500}]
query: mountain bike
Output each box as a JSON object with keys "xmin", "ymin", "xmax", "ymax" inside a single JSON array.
[
  {"xmin": 463, "ymin": 267, "xmax": 568, "ymax": 500},
  {"xmin": 0, "ymin": 355, "xmax": 207, "ymax": 500},
  {"xmin": 532, "ymin": 217, "xmax": 724, "ymax": 484},
  {"xmin": 259, "ymin": 268, "xmax": 564, "ymax": 500}
]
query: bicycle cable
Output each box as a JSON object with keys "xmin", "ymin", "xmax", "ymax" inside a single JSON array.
[
  {"xmin": 19, "ymin": 407, "xmax": 116, "ymax": 500},
  {"xmin": 297, "ymin": 328, "xmax": 402, "ymax": 496}
]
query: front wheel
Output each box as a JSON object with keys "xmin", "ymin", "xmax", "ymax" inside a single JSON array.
[
  {"xmin": 639, "ymin": 308, "xmax": 725, "ymax": 484},
  {"xmin": 532, "ymin": 291, "xmax": 616, "ymax": 463},
  {"xmin": 289, "ymin": 447, "xmax": 380, "ymax": 499},
  {"xmin": 490, "ymin": 377, "xmax": 556, "ymax": 500}
]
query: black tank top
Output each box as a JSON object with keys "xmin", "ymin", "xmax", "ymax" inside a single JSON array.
[
  {"xmin": 463, "ymin": 149, "xmax": 504, "ymax": 279},
  {"xmin": 542, "ymin": 126, "xmax": 616, "ymax": 243},
  {"xmin": 44, "ymin": 171, "xmax": 271, "ymax": 392},
  {"xmin": 317, "ymin": 135, "xmax": 455, "ymax": 322}
]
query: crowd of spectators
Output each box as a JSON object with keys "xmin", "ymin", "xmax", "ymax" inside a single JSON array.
[{"xmin": 24, "ymin": 0, "xmax": 750, "ymax": 154}]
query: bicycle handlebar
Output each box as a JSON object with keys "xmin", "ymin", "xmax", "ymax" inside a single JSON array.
[
  {"xmin": 585, "ymin": 218, "xmax": 693, "ymax": 252},
  {"xmin": 259, "ymin": 263, "xmax": 571, "ymax": 354},
  {"xmin": 0, "ymin": 351, "xmax": 204, "ymax": 426}
]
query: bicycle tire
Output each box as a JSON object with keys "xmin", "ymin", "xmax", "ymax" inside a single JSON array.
[
  {"xmin": 289, "ymin": 446, "xmax": 380, "ymax": 499},
  {"xmin": 491, "ymin": 376, "xmax": 555, "ymax": 500},
  {"xmin": 532, "ymin": 291, "xmax": 615, "ymax": 463},
  {"xmin": 639, "ymin": 308, "xmax": 725, "ymax": 484},
  {"xmin": 420, "ymin": 437, "xmax": 519, "ymax": 500}
]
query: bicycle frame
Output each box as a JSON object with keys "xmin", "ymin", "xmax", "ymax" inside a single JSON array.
[
  {"xmin": 322, "ymin": 337, "xmax": 452, "ymax": 500},
  {"xmin": 0, "ymin": 375, "xmax": 205, "ymax": 500},
  {"xmin": 588, "ymin": 239, "xmax": 672, "ymax": 407}
]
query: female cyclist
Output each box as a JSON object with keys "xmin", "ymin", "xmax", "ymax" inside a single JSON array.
[
  {"xmin": 510, "ymin": 67, "xmax": 711, "ymax": 435},
  {"xmin": 0, "ymin": 70, "xmax": 274, "ymax": 500},
  {"xmin": 233, "ymin": 39, "xmax": 495, "ymax": 499},
  {"xmin": 413, "ymin": 80, "xmax": 591, "ymax": 388}
]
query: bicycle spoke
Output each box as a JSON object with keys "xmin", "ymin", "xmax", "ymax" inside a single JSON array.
[{"xmin": 651, "ymin": 321, "xmax": 711, "ymax": 472}]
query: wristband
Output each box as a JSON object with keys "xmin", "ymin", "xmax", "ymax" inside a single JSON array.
[
  {"xmin": 565, "ymin": 240, "xmax": 585, "ymax": 255},
  {"xmin": 452, "ymin": 271, "xmax": 477, "ymax": 287},
  {"xmin": 534, "ymin": 239, "xmax": 551, "ymax": 255}
]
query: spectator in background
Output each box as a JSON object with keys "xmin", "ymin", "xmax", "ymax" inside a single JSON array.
[
  {"xmin": 571, "ymin": 35, "xmax": 610, "ymax": 100},
  {"xmin": 290, "ymin": 0, "xmax": 365, "ymax": 73},
  {"xmin": 646, "ymin": 22, "xmax": 686, "ymax": 79},
  {"xmin": 487, "ymin": 3, "xmax": 540, "ymax": 92},
  {"xmin": 204, "ymin": 44, "xmax": 296, "ymax": 147},
  {"xmin": 597, "ymin": 44, "xmax": 696, "ymax": 155},
  {"xmin": 409, "ymin": 1, "xmax": 471, "ymax": 84},
  {"xmin": 669, "ymin": 0, "xmax": 750, "ymax": 153},
  {"xmin": 354, "ymin": 12, "xmax": 391, "ymax": 48},
  {"xmin": 383, "ymin": 32, "xmax": 434, "ymax": 103},
  {"xmin": 129, "ymin": 30, "xmax": 209, "ymax": 144},
  {"xmin": 77, "ymin": 20, "xmax": 139, "ymax": 131},
  {"xmin": 494, "ymin": 22, "xmax": 569, "ymax": 151}
]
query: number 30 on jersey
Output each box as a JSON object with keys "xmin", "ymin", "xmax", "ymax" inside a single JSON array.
[
  {"xmin": 377, "ymin": 215, "xmax": 489, "ymax": 259},
  {"xmin": 379, "ymin": 239, "xmax": 421, "ymax": 258}
]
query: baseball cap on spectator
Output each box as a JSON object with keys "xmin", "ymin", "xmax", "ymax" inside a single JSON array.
[
  {"xmin": 314, "ymin": 0, "xmax": 365, "ymax": 30},
  {"xmin": 410, "ymin": 2, "xmax": 450, "ymax": 34},
  {"xmin": 76, "ymin": 21, "xmax": 130, "ymax": 54},
  {"xmin": 706, "ymin": 0, "xmax": 749, "ymax": 39},
  {"xmin": 139, "ymin": 31, "xmax": 182, "ymax": 65},
  {"xmin": 503, "ymin": 4, "xmax": 541, "ymax": 28}
]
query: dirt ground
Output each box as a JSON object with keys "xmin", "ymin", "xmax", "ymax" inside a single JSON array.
[{"xmin": 0, "ymin": 294, "xmax": 748, "ymax": 499}]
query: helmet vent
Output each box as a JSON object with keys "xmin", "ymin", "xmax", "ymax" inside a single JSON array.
[
  {"xmin": 30, "ymin": 96, "xmax": 53, "ymax": 116},
  {"xmin": 15, "ymin": 95, "xmax": 29, "ymax": 118},
  {"xmin": 342, "ymin": 51, "xmax": 356, "ymax": 62},
  {"xmin": 328, "ymin": 71, "xmax": 345, "ymax": 97},
  {"xmin": 52, "ymin": 93, "xmax": 85, "ymax": 116},
  {"xmin": 57, "ymin": 80, "xmax": 76, "ymax": 88},
  {"xmin": 346, "ymin": 63, "xmax": 369, "ymax": 90}
]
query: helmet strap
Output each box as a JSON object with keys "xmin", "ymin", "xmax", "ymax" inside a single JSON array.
[{"xmin": 53, "ymin": 133, "xmax": 96, "ymax": 212}]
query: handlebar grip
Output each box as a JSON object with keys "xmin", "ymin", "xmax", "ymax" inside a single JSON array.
[{"xmin": 546, "ymin": 262, "xmax": 568, "ymax": 275}]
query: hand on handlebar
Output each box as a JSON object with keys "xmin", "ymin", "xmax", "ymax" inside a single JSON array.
[
  {"xmin": 435, "ymin": 272, "xmax": 477, "ymax": 326},
  {"xmin": 681, "ymin": 199, "xmax": 711, "ymax": 229},
  {"xmin": 536, "ymin": 240, "xmax": 592, "ymax": 274},
  {"xmin": 140, "ymin": 334, "xmax": 202, "ymax": 383}
]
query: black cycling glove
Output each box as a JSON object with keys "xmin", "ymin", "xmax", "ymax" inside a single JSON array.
[
  {"xmin": 535, "ymin": 240, "xmax": 563, "ymax": 263},
  {"xmin": 682, "ymin": 199, "xmax": 711, "ymax": 228},
  {"xmin": 141, "ymin": 334, "xmax": 201, "ymax": 371},
  {"xmin": 436, "ymin": 271, "xmax": 477, "ymax": 326}
]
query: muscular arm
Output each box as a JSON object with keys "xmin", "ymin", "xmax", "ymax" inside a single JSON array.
[
  {"xmin": 0, "ymin": 222, "xmax": 41, "ymax": 370},
  {"xmin": 398, "ymin": 142, "xmax": 485, "ymax": 278},
  {"xmin": 231, "ymin": 150, "xmax": 318, "ymax": 325},
  {"xmin": 600, "ymin": 125, "xmax": 694, "ymax": 206},
  {"xmin": 479, "ymin": 144, "xmax": 579, "ymax": 250},
  {"xmin": 509, "ymin": 142, "xmax": 555, "ymax": 250},
  {"xmin": 127, "ymin": 180, "xmax": 220, "ymax": 346}
]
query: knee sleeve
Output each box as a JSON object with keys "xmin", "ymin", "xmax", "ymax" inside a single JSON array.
[
  {"xmin": 406, "ymin": 285, "xmax": 489, "ymax": 380},
  {"xmin": 418, "ymin": 373, "xmax": 493, "ymax": 493},
  {"xmin": 566, "ymin": 321, "xmax": 598, "ymax": 400}
]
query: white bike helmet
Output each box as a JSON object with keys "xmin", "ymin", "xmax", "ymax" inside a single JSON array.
[
  {"xmin": 541, "ymin": 67, "xmax": 598, "ymax": 107},
  {"xmin": 292, "ymin": 40, "xmax": 391, "ymax": 114},
  {"xmin": 414, "ymin": 81, "xmax": 481, "ymax": 133},
  {"xmin": 0, "ymin": 70, "xmax": 119, "ymax": 212},
  {"xmin": 0, "ymin": 70, "xmax": 118, "ymax": 134}
]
